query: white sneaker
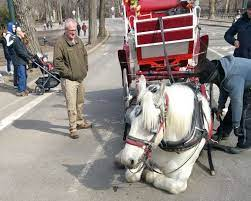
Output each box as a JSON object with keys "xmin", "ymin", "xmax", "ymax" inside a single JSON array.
[
  {"xmin": 0, "ymin": 74, "xmax": 4, "ymax": 84},
  {"xmin": 8, "ymin": 71, "xmax": 14, "ymax": 75}
]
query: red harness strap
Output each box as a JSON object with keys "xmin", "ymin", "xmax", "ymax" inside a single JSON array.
[{"xmin": 126, "ymin": 138, "xmax": 145, "ymax": 148}]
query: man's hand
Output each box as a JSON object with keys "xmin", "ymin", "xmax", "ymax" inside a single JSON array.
[
  {"xmin": 234, "ymin": 40, "xmax": 240, "ymax": 48},
  {"xmin": 216, "ymin": 109, "xmax": 223, "ymax": 121}
]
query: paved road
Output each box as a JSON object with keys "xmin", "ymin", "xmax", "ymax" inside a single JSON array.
[{"xmin": 0, "ymin": 19, "xmax": 251, "ymax": 201}]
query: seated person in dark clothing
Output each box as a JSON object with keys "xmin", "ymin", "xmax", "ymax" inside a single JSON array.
[{"xmin": 196, "ymin": 55, "xmax": 251, "ymax": 150}]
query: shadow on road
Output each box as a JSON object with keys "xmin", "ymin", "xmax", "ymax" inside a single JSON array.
[
  {"xmin": 62, "ymin": 88, "xmax": 127, "ymax": 190},
  {"xmin": 13, "ymin": 119, "xmax": 68, "ymax": 136},
  {"xmin": 63, "ymin": 137, "xmax": 125, "ymax": 190}
]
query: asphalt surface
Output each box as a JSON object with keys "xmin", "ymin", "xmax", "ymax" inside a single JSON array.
[{"xmin": 0, "ymin": 18, "xmax": 251, "ymax": 201}]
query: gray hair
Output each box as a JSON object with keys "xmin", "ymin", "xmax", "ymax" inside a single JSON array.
[{"xmin": 64, "ymin": 18, "xmax": 77, "ymax": 30}]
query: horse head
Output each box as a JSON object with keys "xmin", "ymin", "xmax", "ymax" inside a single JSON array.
[{"xmin": 121, "ymin": 76, "xmax": 211, "ymax": 170}]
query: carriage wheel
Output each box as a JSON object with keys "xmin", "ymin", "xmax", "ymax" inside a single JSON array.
[
  {"xmin": 122, "ymin": 68, "xmax": 130, "ymax": 109},
  {"xmin": 35, "ymin": 85, "xmax": 45, "ymax": 95}
]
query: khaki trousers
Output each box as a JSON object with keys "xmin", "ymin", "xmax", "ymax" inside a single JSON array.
[{"xmin": 61, "ymin": 78, "xmax": 85, "ymax": 132}]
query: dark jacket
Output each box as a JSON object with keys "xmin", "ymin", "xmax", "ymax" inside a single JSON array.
[
  {"xmin": 218, "ymin": 55, "xmax": 251, "ymax": 128},
  {"xmin": 53, "ymin": 35, "xmax": 88, "ymax": 82},
  {"xmin": 12, "ymin": 36, "xmax": 31, "ymax": 66},
  {"xmin": 224, "ymin": 12, "xmax": 251, "ymax": 59},
  {"xmin": 0, "ymin": 36, "xmax": 11, "ymax": 60}
]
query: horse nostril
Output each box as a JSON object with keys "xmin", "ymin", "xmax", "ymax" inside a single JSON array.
[{"xmin": 130, "ymin": 159, "xmax": 134, "ymax": 166}]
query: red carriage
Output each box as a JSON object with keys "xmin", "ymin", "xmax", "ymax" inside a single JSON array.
[
  {"xmin": 117, "ymin": 0, "xmax": 223, "ymax": 176},
  {"xmin": 118, "ymin": 0, "xmax": 209, "ymax": 109}
]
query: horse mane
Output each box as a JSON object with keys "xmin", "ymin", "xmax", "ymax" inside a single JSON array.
[
  {"xmin": 139, "ymin": 83, "xmax": 197, "ymax": 141},
  {"xmin": 163, "ymin": 84, "xmax": 195, "ymax": 141},
  {"xmin": 141, "ymin": 91, "xmax": 160, "ymax": 132}
]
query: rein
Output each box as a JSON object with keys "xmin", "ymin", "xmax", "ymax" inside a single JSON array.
[{"xmin": 125, "ymin": 121, "xmax": 165, "ymax": 160}]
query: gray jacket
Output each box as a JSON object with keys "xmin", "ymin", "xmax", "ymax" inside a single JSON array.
[{"xmin": 218, "ymin": 55, "xmax": 251, "ymax": 127}]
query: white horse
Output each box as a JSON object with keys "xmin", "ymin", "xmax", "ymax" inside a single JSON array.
[{"xmin": 116, "ymin": 76, "xmax": 212, "ymax": 194}]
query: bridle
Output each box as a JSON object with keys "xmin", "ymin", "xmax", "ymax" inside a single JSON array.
[
  {"xmin": 124, "ymin": 85, "xmax": 209, "ymax": 174},
  {"xmin": 125, "ymin": 93, "xmax": 169, "ymax": 164},
  {"xmin": 126, "ymin": 121, "xmax": 165, "ymax": 161}
]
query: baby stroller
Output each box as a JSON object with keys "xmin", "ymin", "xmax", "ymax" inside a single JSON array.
[{"xmin": 32, "ymin": 53, "xmax": 60, "ymax": 95}]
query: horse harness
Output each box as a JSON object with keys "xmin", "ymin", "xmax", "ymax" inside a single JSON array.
[
  {"xmin": 125, "ymin": 84, "xmax": 209, "ymax": 160},
  {"xmin": 159, "ymin": 84, "xmax": 209, "ymax": 153}
]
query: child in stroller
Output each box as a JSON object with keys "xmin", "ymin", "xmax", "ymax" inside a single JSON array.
[{"xmin": 32, "ymin": 53, "xmax": 60, "ymax": 95}]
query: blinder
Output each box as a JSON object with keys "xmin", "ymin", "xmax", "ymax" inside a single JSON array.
[{"xmin": 134, "ymin": 105, "xmax": 142, "ymax": 117}]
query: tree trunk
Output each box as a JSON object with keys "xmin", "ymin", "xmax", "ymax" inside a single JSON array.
[
  {"xmin": 88, "ymin": 0, "xmax": 97, "ymax": 44},
  {"xmin": 209, "ymin": 0, "xmax": 216, "ymax": 19},
  {"xmin": 224, "ymin": 0, "xmax": 230, "ymax": 14},
  {"xmin": 98, "ymin": 0, "xmax": 107, "ymax": 38},
  {"xmin": 44, "ymin": 0, "xmax": 52, "ymax": 22},
  {"xmin": 13, "ymin": 0, "xmax": 41, "ymax": 54},
  {"xmin": 57, "ymin": 0, "xmax": 63, "ymax": 24}
]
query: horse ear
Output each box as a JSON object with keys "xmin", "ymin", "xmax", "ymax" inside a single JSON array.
[
  {"xmin": 155, "ymin": 81, "xmax": 166, "ymax": 106},
  {"xmin": 159, "ymin": 81, "xmax": 166, "ymax": 97},
  {"xmin": 137, "ymin": 75, "xmax": 146, "ymax": 96}
]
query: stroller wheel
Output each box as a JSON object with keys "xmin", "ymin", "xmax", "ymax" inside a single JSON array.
[{"xmin": 35, "ymin": 85, "xmax": 45, "ymax": 95}]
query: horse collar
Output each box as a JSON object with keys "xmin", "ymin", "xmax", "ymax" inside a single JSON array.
[{"xmin": 159, "ymin": 90, "xmax": 208, "ymax": 153}]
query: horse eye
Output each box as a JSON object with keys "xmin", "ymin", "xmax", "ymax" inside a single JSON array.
[
  {"xmin": 134, "ymin": 106, "xmax": 142, "ymax": 117},
  {"xmin": 148, "ymin": 85, "xmax": 158, "ymax": 93},
  {"xmin": 150, "ymin": 128, "xmax": 157, "ymax": 135}
]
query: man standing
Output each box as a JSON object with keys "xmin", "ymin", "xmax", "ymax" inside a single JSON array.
[
  {"xmin": 224, "ymin": 1, "xmax": 251, "ymax": 59},
  {"xmin": 13, "ymin": 27, "xmax": 31, "ymax": 96},
  {"xmin": 5, "ymin": 22, "xmax": 17, "ymax": 87},
  {"xmin": 53, "ymin": 18, "xmax": 92, "ymax": 139},
  {"xmin": 77, "ymin": 23, "xmax": 81, "ymax": 36},
  {"xmin": 82, "ymin": 22, "xmax": 87, "ymax": 36}
]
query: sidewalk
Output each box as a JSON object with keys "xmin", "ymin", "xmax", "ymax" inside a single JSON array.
[{"xmin": 200, "ymin": 16, "xmax": 232, "ymax": 27}]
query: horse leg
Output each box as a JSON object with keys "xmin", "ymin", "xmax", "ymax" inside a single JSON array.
[
  {"xmin": 152, "ymin": 174, "xmax": 188, "ymax": 194},
  {"xmin": 151, "ymin": 140, "xmax": 206, "ymax": 194},
  {"xmin": 125, "ymin": 165, "xmax": 145, "ymax": 183},
  {"xmin": 142, "ymin": 167, "xmax": 188, "ymax": 194},
  {"xmin": 142, "ymin": 168, "xmax": 162, "ymax": 184}
]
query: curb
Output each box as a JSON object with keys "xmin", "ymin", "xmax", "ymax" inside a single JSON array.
[
  {"xmin": 200, "ymin": 22, "xmax": 231, "ymax": 28},
  {"xmin": 87, "ymin": 30, "xmax": 110, "ymax": 55}
]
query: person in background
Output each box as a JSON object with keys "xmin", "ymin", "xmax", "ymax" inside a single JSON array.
[
  {"xmin": 232, "ymin": 9, "xmax": 242, "ymax": 24},
  {"xmin": 216, "ymin": 1, "xmax": 251, "ymax": 140},
  {"xmin": 13, "ymin": 27, "xmax": 32, "ymax": 96},
  {"xmin": 53, "ymin": 18, "xmax": 92, "ymax": 139},
  {"xmin": 224, "ymin": 0, "xmax": 251, "ymax": 59},
  {"xmin": 0, "ymin": 32, "xmax": 13, "ymax": 75},
  {"xmin": 77, "ymin": 23, "xmax": 81, "ymax": 36},
  {"xmin": 82, "ymin": 22, "xmax": 87, "ymax": 36},
  {"xmin": 5, "ymin": 22, "xmax": 18, "ymax": 87}
]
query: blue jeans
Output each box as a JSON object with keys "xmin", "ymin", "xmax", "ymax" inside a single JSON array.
[
  {"xmin": 6, "ymin": 59, "xmax": 12, "ymax": 72},
  {"xmin": 17, "ymin": 64, "xmax": 27, "ymax": 92}
]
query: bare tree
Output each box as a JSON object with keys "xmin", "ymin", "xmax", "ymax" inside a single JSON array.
[
  {"xmin": 224, "ymin": 0, "xmax": 230, "ymax": 14},
  {"xmin": 13, "ymin": 0, "xmax": 41, "ymax": 54},
  {"xmin": 56, "ymin": 0, "xmax": 63, "ymax": 24},
  {"xmin": 98, "ymin": 0, "xmax": 106, "ymax": 38},
  {"xmin": 209, "ymin": 0, "xmax": 216, "ymax": 19},
  {"xmin": 88, "ymin": 0, "xmax": 97, "ymax": 44}
]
